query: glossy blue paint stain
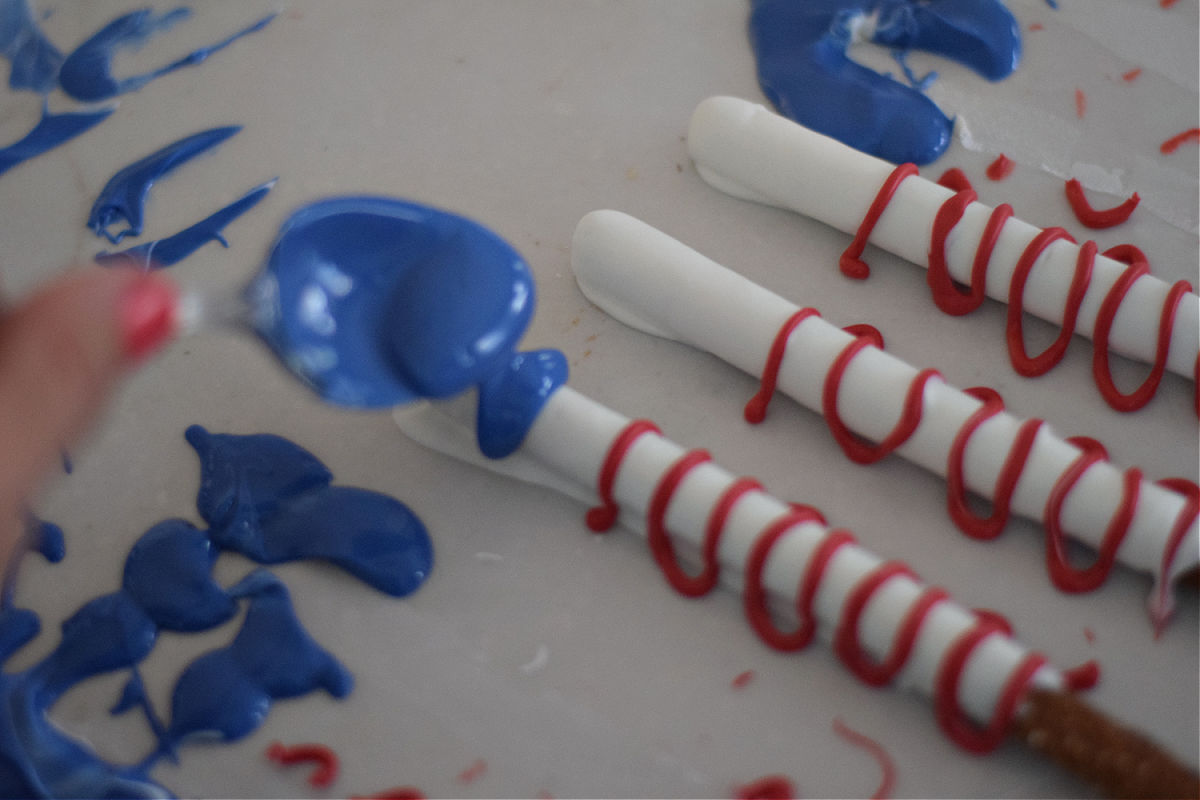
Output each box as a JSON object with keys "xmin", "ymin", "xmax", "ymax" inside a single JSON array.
[
  {"xmin": 95, "ymin": 179, "xmax": 274, "ymax": 269},
  {"xmin": 749, "ymin": 0, "xmax": 1021, "ymax": 164},
  {"xmin": 58, "ymin": 7, "xmax": 274, "ymax": 102},
  {"xmin": 0, "ymin": 0, "xmax": 62, "ymax": 92},
  {"xmin": 248, "ymin": 196, "xmax": 567, "ymax": 457},
  {"xmin": 0, "ymin": 427, "xmax": 433, "ymax": 797},
  {"xmin": 0, "ymin": 104, "xmax": 113, "ymax": 177},
  {"xmin": 88, "ymin": 125, "xmax": 242, "ymax": 244}
]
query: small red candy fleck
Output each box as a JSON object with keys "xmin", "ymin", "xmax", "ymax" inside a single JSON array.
[
  {"xmin": 731, "ymin": 669, "xmax": 756, "ymax": 689},
  {"xmin": 1161, "ymin": 0, "xmax": 1179, "ymax": 8},
  {"xmin": 1121, "ymin": 67, "xmax": 1142, "ymax": 82},
  {"xmin": 1161, "ymin": 128, "xmax": 1200, "ymax": 154},
  {"xmin": 735, "ymin": 775, "xmax": 795, "ymax": 800},
  {"xmin": 1028, "ymin": 22, "xmax": 1043, "ymax": 31},
  {"xmin": 457, "ymin": 758, "xmax": 488, "ymax": 785},
  {"xmin": 264, "ymin": 741, "xmax": 340, "ymax": 788},
  {"xmin": 1074, "ymin": 88, "xmax": 1087, "ymax": 119},
  {"xmin": 349, "ymin": 787, "xmax": 426, "ymax": 800},
  {"xmin": 985, "ymin": 154, "xmax": 1015, "ymax": 181}
]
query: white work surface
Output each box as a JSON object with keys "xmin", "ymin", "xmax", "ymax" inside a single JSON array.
[{"xmin": 1, "ymin": 1, "xmax": 1196, "ymax": 797}]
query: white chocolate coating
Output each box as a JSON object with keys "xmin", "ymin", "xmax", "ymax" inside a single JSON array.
[
  {"xmin": 570, "ymin": 209, "xmax": 1199, "ymax": 614},
  {"xmin": 393, "ymin": 388, "xmax": 1064, "ymax": 733},
  {"xmin": 686, "ymin": 96, "xmax": 1200, "ymax": 378}
]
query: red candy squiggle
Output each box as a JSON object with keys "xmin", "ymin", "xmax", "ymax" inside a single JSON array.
[
  {"xmin": 832, "ymin": 717, "xmax": 898, "ymax": 800},
  {"xmin": 746, "ymin": 308, "xmax": 821, "ymax": 423},
  {"xmin": 747, "ymin": 305, "xmax": 1199, "ymax": 598},
  {"xmin": 587, "ymin": 419, "xmax": 661, "ymax": 531},
  {"xmin": 265, "ymin": 741, "xmax": 340, "ymax": 788},
  {"xmin": 1064, "ymin": 178, "xmax": 1140, "ymax": 229},
  {"xmin": 1160, "ymin": 128, "xmax": 1199, "ymax": 154},
  {"xmin": 586, "ymin": 424, "xmax": 1061, "ymax": 752},
  {"xmin": 841, "ymin": 162, "xmax": 1197, "ymax": 413}
]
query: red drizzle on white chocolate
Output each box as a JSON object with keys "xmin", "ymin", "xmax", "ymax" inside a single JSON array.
[
  {"xmin": 842, "ymin": 163, "xmax": 1197, "ymax": 415},
  {"xmin": 584, "ymin": 420, "xmax": 1096, "ymax": 753}
]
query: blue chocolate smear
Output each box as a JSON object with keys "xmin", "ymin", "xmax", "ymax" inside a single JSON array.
[
  {"xmin": 0, "ymin": 0, "xmax": 63, "ymax": 92},
  {"xmin": 749, "ymin": 0, "xmax": 1021, "ymax": 164},
  {"xmin": 0, "ymin": 104, "xmax": 113, "ymax": 177},
  {"xmin": 88, "ymin": 125, "xmax": 242, "ymax": 244},
  {"xmin": 186, "ymin": 425, "xmax": 433, "ymax": 597},
  {"xmin": 0, "ymin": 427, "xmax": 433, "ymax": 797},
  {"xmin": 156, "ymin": 570, "xmax": 352, "ymax": 751},
  {"xmin": 58, "ymin": 7, "xmax": 274, "ymax": 102},
  {"xmin": 95, "ymin": 179, "xmax": 274, "ymax": 269},
  {"xmin": 248, "ymin": 196, "xmax": 567, "ymax": 456}
]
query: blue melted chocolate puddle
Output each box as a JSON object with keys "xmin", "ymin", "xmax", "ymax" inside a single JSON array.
[
  {"xmin": 0, "ymin": 426, "xmax": 433, "ymax": 798},
  {"xmin": 750, "ymin": 0, "xmax": 1021, "ymax": 164},
  {"xmin": 247, "ymin": 196, "xmax": 568, "ymax": 457}
]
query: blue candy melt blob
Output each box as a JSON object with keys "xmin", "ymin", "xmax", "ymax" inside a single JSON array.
[
  {"xmin": 88, "ymin": 126, "xmax": 241, "ymax": 244},
  {"xmin": 95, "ymin": 179, "xmax": 274, "ymax": 269},
  {"xmin": 0, "ymin": 0, "xmax": 63, "ymax": 92},
  {"xmin": 250, "ymin": 196, "xmax": 567, "ymax": 456},
  {"xmin": 58, "ymin": 7, "xmax": 274, "ymax": 102},
  {"xmin": 0, "ymin": 426, "xmax": 433, "ymax": 797},
  {"xmin": 750, "ymin": 0, "xmax": 1020, "ymax": 164}
]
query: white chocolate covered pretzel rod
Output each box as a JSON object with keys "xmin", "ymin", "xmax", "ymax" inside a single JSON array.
[
  {"xmin": 394, "ymin": 386, "xmax": 1082, "ymax": 755},
  {"xmin": 686, "ymin": 96, "xmax": 1199, "ymax": 413},
  {"xmin": 570, "ymin": 210, "xmax": 1199, "ymax": 626}
]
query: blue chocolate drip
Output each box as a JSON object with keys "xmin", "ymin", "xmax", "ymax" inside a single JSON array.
[
  {"xmin": 121, "ymin": 519, "xmax": 235, "ymax": 631},
  {"xmin": 155, "ymin": 570, "xmax": 352, "ymax": 752},
  {"xmin": 749, "ymin": 0, "xmax": 1021, "ymax": 164},
  {"xmin": 186, "ymin": 425, "xmax": 433, "ymax": 597},
  {"xmin": 476, "ymin": 348, "xmax": 569, "ymax": 459},
  {"xmin": 0, "ymin": 104, "xmax": 113, "ymax": 177},
  {"xmin": 58, "ymin": 7, "xmax": 274, "ymax": 102},
  {"xmin": 0, "ymin": 0, "xmax": 62, "ymax": 92},
  {"xmin": 95, "ymin": 179, "xmax": 274, "ymax": 269},
  {"xmin": 88, "ymin": 126, "xmax": 242, "ymax": 244},
  {"xmin": 185, "ymin": 425, "xmax": 333, "ymax": 527},
  {"xmin": 0, "ymin": 427, "xmax": 434, "ymax": 797},
  {"xmin": 248, "ymin": 196, "xmax": 567, "ymax": 456}
]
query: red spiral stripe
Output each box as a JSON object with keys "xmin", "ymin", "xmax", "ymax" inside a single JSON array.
[
  {"xmin": 842, "ymin": 163, "xmax": 1197, "ymax": 414},
  {"xmin": 585, "ymin": 422, "xmax": 1065, "ymax": 752},
  {"xmin": 587, "ymin": 419, "xmax": 661, "ymax": 531},
  {"xmin": 747, "ymin": 309, "xmax": 1197, "ymax": 600}
]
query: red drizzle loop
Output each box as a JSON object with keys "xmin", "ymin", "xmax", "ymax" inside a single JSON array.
[
  {"xmin": 589, "ymin": 421, "xmax": 1062, "ymax": 753},
  {"xmin": 936, "ymin": 167, "xmax": 973, "ymax": 193},
  {"xmin": 1006, "ymin": 230, "xmax": 1093, "ymax": 376},
  {"xmin": 822, "ymin": 326, "xmax": 942, "ymax": 465},
  {"xmin": 586, "ymin": 419, "xmax": 661, "ymax": 531},
  {"xmin": 846, "ymin": 162, "xmax": 1198, "ymax": 414},
  {"xmin": 1064, "ymin": 178, "xmax": 1140, "ymax": 229},
  {"xmin": 1091, "ymin": 245, "xmax": 1193, "ymax": 412},
  {"xmin": 834, "ymin": 562, "xmax": 949, "ymax": 686},
  {"xmin": 746, "ymin": 308, "xmax": 821, "ymax": 423},
  {"xmin": 1151, "ymin": 477, "xmax": 1200, "ymax": 634},
  {"xmin": 748, "ymin": 302, "xmax": 1196, "ymax": 599},
  {"xmin": 840, "ymin": 163, "xmax": 919, "ymax": 279},
  {"xmin": 1043, "ymin": 437, "xmax": 1141, "ymax": 593},
  {"xmin": 946, "ymin": 387, "xmax": 1043, "ymax": 540},
  {"xmin": 934, "ymin": 619, "xmax": 1049, "ymax": 754},
  {"xmin": 265, "ymin": 741, "xmax": 340, "ymax": 788}
]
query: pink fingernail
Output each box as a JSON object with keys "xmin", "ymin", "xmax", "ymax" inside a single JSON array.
[{"xmin": 119, "ymin": 276, "xmax": 178, "ymax": 360}]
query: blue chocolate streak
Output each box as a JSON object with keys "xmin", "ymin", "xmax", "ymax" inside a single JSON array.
[
  {"xmin": 0, "ymin": 104, "xmax": 113, "ymax": 177},
  {"xmin": 247, "ymin": 196, "xmax": 567, "ymax": 457},
  {"xmin": 88, "ymin": 125, "xmax": 242, "ymax": 244},
  {"xmin": 0, "ymin": 0, "xmax": 62, "ymax": 92},
  {"xmin": 0, "ymin": 427, "xmax": 433, "ymax": 798},
  {"xmin": 749, "ymin": 0, "xmax": 1021, "ymax": 164},
  {"xmin": 58, "ymin": 7, "xmax": 274, "ymax": 102},
  {"xmin": 95, "ymin": 179, "xmax": 274, "ymax": 269}
]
